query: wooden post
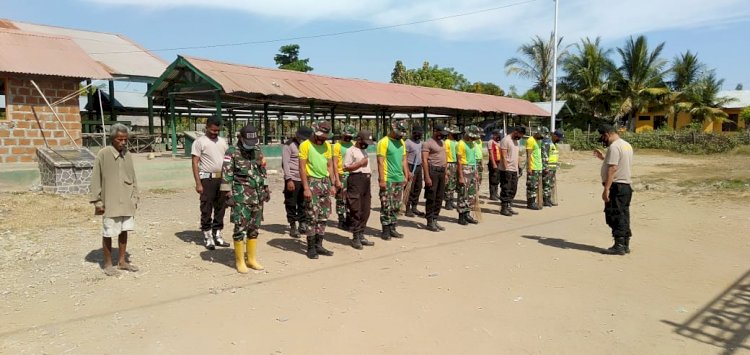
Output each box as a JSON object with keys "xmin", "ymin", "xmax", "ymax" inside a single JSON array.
[
  {"xmin": 169, "ymin": 94, "xmax": 177, "ymax": 156},
  {"xmin": 147, "ymin": 82, "xmax": 154, "ymax": 135},
  {"xmin": 108, "ymin": 80, "xmax": 116, "ymax": 122},
  {"xmin": 263, "ymin": 103, "xmax": 270, "ymax": 145}
]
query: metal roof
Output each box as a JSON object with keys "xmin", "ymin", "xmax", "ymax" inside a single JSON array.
[
  {"xmin": 718, "ymin": 90, "xmax": 750, "ymax": 109},
  {"xmin": 151, "ymin": 56, "xmax": 550, "ymax": 117},
  {"xmin": 1, "ymin": 19, "xmax": 167, "ymax": 80},
  {"xmin": 0, "ymin": 28, "xmax": 112, "ymax": 79}
]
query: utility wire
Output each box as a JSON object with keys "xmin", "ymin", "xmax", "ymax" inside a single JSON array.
[{"xmin": 91, "ymin": 0, "xmax": 539, "ymax": 54}]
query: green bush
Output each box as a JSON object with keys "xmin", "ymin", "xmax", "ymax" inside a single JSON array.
[{"xmin": 566, "ymin": 130, "xmax": 750, "ymax": 154}]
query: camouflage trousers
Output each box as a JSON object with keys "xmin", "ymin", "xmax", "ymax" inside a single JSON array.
[
  {"xmin": 476, "ymin": 163, "xmax": 483, "ymax": 190},
  {"xmin": 335, "ymin": 173, "xmax": 349, "ymax": 218},
  {"xmin": 526, "ymin": 170, "xmax": 542, "ymax": 201},
  {"xmin": 457, "ymin": 165, "xmax": 477, "ymax": 214},
  {"xmin": 543, "ymin": 169, "xmax": 557, "ymax": 201},
  {"xmin": 231, "ymin": 202, "xmax": 263, "ymax": 241},
  {"xmin": 444, "ymin": 162, "xmax": 458, "ymax": 203},
  {"xmin": 379, "ymin": 181, "xmax": 404, "ymax": 226},
  {"xmin": 304, "ymin": 177, "xmax": 332, "ymax": 236}
]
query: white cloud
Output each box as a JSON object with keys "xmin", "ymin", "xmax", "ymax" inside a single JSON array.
[{"xmin": 85, "ymin": 0, "xmax": 750, "ymax": 42}]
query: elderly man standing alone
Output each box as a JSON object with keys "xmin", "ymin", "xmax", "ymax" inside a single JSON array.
[
  {"xmin": 90, "ymin": 124, "xmax": 139, "ymax": 276},
  {"xmin": 191, "ymin": 116, "xmax": 231, "ymax": 250}
]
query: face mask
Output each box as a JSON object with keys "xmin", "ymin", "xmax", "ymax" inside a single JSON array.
[
  {"xmin": 343, "ymin": 136, "xmax": 352, "ymax": 142},
  {"xmin": 360, "ymin": 143, "xmax": 369, "ymax": 149}
]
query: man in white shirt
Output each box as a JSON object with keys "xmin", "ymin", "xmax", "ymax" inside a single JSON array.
[{"xmin": 191, "ymin": 116, "xmax": 230, "ymax": 250}]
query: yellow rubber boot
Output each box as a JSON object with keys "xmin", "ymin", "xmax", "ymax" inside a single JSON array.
[
  {"xmin": 233, "ymin": 241, "xmax": 249, "ymax": 274},
  {"xmin": 245, "ymin": 239, "xmax": 264, "ymax": 270}
]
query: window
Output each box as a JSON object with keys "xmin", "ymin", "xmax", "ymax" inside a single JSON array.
[
  {"xmin": 723, "ymin": 114, "xmax": 739, "ymax": 132},
  {"xmin": 654, "ymin": 116, "xmax": 667, "ymax": 130},
  {"xmin": 638, "ymin": 115, "xmax": 650, "ymax": 121},
  {"xmin": 0, "ymin": 78, "xmax": 6, "ymax": 120}
]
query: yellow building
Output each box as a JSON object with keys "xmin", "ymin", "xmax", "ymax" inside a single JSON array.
[{"xmin": 636, "ymin": 90, "xmax": 748, "ymax": 133}]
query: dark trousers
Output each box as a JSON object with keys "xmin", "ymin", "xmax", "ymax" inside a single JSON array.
[
  {"xmin": 346, "ymin": 173, "xmax": 371, "ymax": 235},
  {"xmin": 423, "ymin": 165, "xmax": 446, "ymax": 220},
  {"xmin": 499, "ymin": 170, "xmax": 519, "ymax": 204},
  {"xmin": 407, "ymin": 163, "xmax": 423, "ymax": 206},
  {"xmin": 283, "ymin": 180, "xmax": 305, "ymax": 224},
  {"xmin": 605, "ymin": 183, "xmax": 632, "ymax": 238},
  {"xmin": 200, "ymin": 178, "xmax": 226, "ymax": 231},
  {"xmin": 488, "ymin": 162, "xmax": 500, "ymax": 190}
]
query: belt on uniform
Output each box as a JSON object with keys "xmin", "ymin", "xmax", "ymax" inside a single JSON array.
[
  {"xmin": 447, "ymin": 162, "xmax": 457, "ymax": 165},
  {"xmin": 349, "ymin": 172, "xmax": 371, "ymax": 178},
  {"xmin": 199, "ymin": 172, "xmax": 222, "ymax": 179},
  {"xmin": 429, "ymin": 166, "xmax": 446, "ymax": 172}
]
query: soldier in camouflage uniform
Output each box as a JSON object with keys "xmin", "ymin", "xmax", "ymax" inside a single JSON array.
[
  {"xmin": 443, "ymin": 125, "xmax": 461, "ymax": 211},
  {"xmin": 377, "ymin": 120, "xmax": 411, "ymax": 239},
  {"xmin": 221, "ymin": 125, "xmax": 270, "ymax": 274},
  {"xmin": 334, "ymin": 125, "xmax": 357, "ymax": 229},
  {"xmin": 299, "ymin": 121, "xmax": 338, "ymax": 259},
  {"xmin": 543, "ymin": 129, "xmax": 562, "ymax": 206},
  {"xmin": 525, "ymin": 129, "xmax": 544, "ymax": 210},
  {"xmin": 456, "ymin": 125, "xmax": 480, "ymax": 225}
]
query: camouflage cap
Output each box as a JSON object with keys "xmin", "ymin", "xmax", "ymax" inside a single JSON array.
[
  {"xmin": 391, "ymin": 120, "xmax": 408, "ymax": 136},
  {"xmin": 465, "ymin": 125, "xmax": 481, "ymax": 139},
  {"xmin": 540, "ymin": 126, "xmax": 551, "ymax": 137},
  {"xmin": 341, "ymin": 124, "xmax": 357, "ymax": 137},
  {"xmin": 448, "ymin": 124, "xmax": 461, "ymax": 134},
  {"xmin": 312, "ymin": 121, "xmax": 332, "ymax": 137}
]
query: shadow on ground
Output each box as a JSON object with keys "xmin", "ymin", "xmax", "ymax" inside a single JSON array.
[
  {"xmin": 662, "ymin": 269, "xmax": 750, "ymax": 355},
  {"xmin": 199, "ymin": 247, "xmax": 235, "ymax": 269},
  {"xmin": 521, "ymin": 235, "xmax": 604, "ymax": 254},
  {"xmin": 175, "ymin": 230, "xmax": 203, "ymax": 246},
  {"xmin": 84, "ymin": 249, "xmax": 132, "ymax": 268}
]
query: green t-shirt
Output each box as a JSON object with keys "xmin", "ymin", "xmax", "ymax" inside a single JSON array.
[
  {"xmin": 525, "ymin": 136, "xmax": 542, "ymax": 171},
  {"xmin": 457, "ymin": 140, "xmax": 477, "ymax": 166},
  {"xmin": 376, "ymin": 136, "xmax": 406, "ymax": 183},
  {"xmin": 299, "ymin": 139, "xmax": 331, "ymax": 179}
]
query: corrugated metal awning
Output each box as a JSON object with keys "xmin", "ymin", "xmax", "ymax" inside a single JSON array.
[
  {"xmin": 150, "ymin": 56, "xmax": 550, "ymax": 117},
  {"xmin": 1, "ymin": 19, "xmax": 167, "ymax": 80},
  {"xmin": 0, "ymin": 28, "xmax": 112, "ymax": 79}
]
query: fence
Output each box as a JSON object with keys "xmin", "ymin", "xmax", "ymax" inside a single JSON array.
[{"xmin": 567, "ymin": 130, "xmax": 750, "ymax": 154}]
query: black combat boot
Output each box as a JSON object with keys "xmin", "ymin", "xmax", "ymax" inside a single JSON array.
[
  {"xmin": 411, "ymin": 205, "xmax": 425, "ymax": 217},
  {"xmin": 508, "ymin": 204, "xmax": 520, "ymax": 215},
  {"xmin": 359, "ymin": 233, "xmax": 374, "ymax": 246},
  {"xmin": 527, "ymin": 200, "xmax": 542, "ymax": 210},
  {"xmin": 426, "ymin": 218, "xmax": 439, "ymax": 232},
  {"xmin": 289, "ymin": 222, "xmax": 300, "ymax": 238},
  {"xmin": 500, "ymin": 202, "xmax": 512, "ymax": 216},
  {"xmin": 389, "ymin": 224, "xmax": 404, "ymax": 238},
  {"xmin": 381, "ymin": 225, "xmax": 392, "ymax": 240},
  {"xmin": 543, "ymin": 198, "xmax": 553, "ymax": 207},
  {"xmin": 489, "ymin": 186, "xmax": 499, "ymax": 201},
  {"xmin": 601, "ymin": 237, "xmax": 627, "ymax": 255},
  {"xmin": 458, "ymin": 212, "xmax": 468, "ymax": 225},
  {"xmin": 351, "ymin": 234, "xmax": 363, "ymax": 250},
  {"xmin": 623, "ymin": 237, "xmax": 631, "ymax": 254},
  {"xmin": 465, "ymin": 212, "xmax": 478, "ymax": 224},
  {"xmin": 405, "ymin": 203, "xmax": 415, "ymax": 217},
  {"xmin": 315, "ymin": 235, "xmax": 334, "ymax": 256},
  {"xmin": 338, "ymin": 215, "xmax": 347, "ymax": 230},
  {"xmin": 434, "ymin": 219, "xmax": 445, "ymax": 231},
  {"xmin": 444, "ymin": 198, "xmax": 455, "ymax": 211},
  {"xmin": 306, "ymin": 236, "xmax": 318, "ymax": 259}
]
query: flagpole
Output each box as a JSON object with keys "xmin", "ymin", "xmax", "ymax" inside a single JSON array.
[{"xmin": 550, "ymin": 0, "xmax": 559, "ymax": 132}]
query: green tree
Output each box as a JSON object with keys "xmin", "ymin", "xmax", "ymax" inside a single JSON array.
[
  {"xmin": 673, "ymin": 71, "xmax": 735, "ymax": 127},
  {"xmin": 505, "ymin": 33, "xmax": 568, "ymax": 101},
  {"xmin": 740, "ymin": 107, "xmax": 750, "ymax": 131},
  {"xmin": 737, "ymin": 83, "xmax": 744, "ymax": 90},
  {"xmin": 669, "ymin": 51, "xmax": 704, "ymax": 91},
  {"xmin": 463, "ymin": 81, "xmax": 505, "ymax": 96},
  {"xmin": 390, "ymin": 60, "xmax": 411, "ymax": 84},
  {"xmin": 520, "ymin": 89, "xmax": 542, "ymax": 102},
  {"xmin": 274, "ymin": 44, "xmax": 313, "ymax": 72},
  {"xmin": 612, "ymin": 35, "xmax": 670, "ymax": 130},
  {"xmin": 560, "ymin": 37, "xmax": 618, "ymax": 121}
]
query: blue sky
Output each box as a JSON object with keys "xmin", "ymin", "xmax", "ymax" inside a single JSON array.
[{"xmin": 4, "ymin": 0, "xmax": 750, "ymax": 94}]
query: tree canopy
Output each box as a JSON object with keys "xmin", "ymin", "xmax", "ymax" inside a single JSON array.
[
  {"xmin": 274, "ymin": 44, "xmax": 313, "ymax": 72},
  {"xmin": 390, "ymin": 61, "xmax": 504, "ymax": 96}
]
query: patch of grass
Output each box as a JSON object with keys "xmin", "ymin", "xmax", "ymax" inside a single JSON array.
[
  {"xmin": 729, "ymin": 145, "xmax": 750, "ymax": 156},
  {"xmin": 559, "ymin": 162, "xmax": 575, "ymax": 170},
  {"xmin": 678, "ymin": 178, "xmax": 750, "ymax": 191}
]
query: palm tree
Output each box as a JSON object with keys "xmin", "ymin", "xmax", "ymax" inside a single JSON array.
[
  {"xmin": 612, "ymin": 35, "xmax": 670, "ymax": 130},
  {"xmin": 669, "ymin": 51, "xmax": 705, "ymax": 91},
  {"xmin": 505, "ymin": 33, "xmax": 568, "ymax": 101},
  {"xmin": 673, "ymin": 71, "xmax": 735, "ymax": 128},
  {"xmin": 560, "ymin": 37, "xmax": 618, "ymax": 121}
]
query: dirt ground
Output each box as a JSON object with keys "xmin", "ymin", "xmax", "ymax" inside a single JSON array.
[{"xmin": 1, "ymin": 149, "xmax": 749, "ymax": 354}]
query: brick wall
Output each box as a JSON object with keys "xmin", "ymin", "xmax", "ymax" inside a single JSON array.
[{"xmin": 0, "ymin": 75, "xmax": 82, "ymax": 163}]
